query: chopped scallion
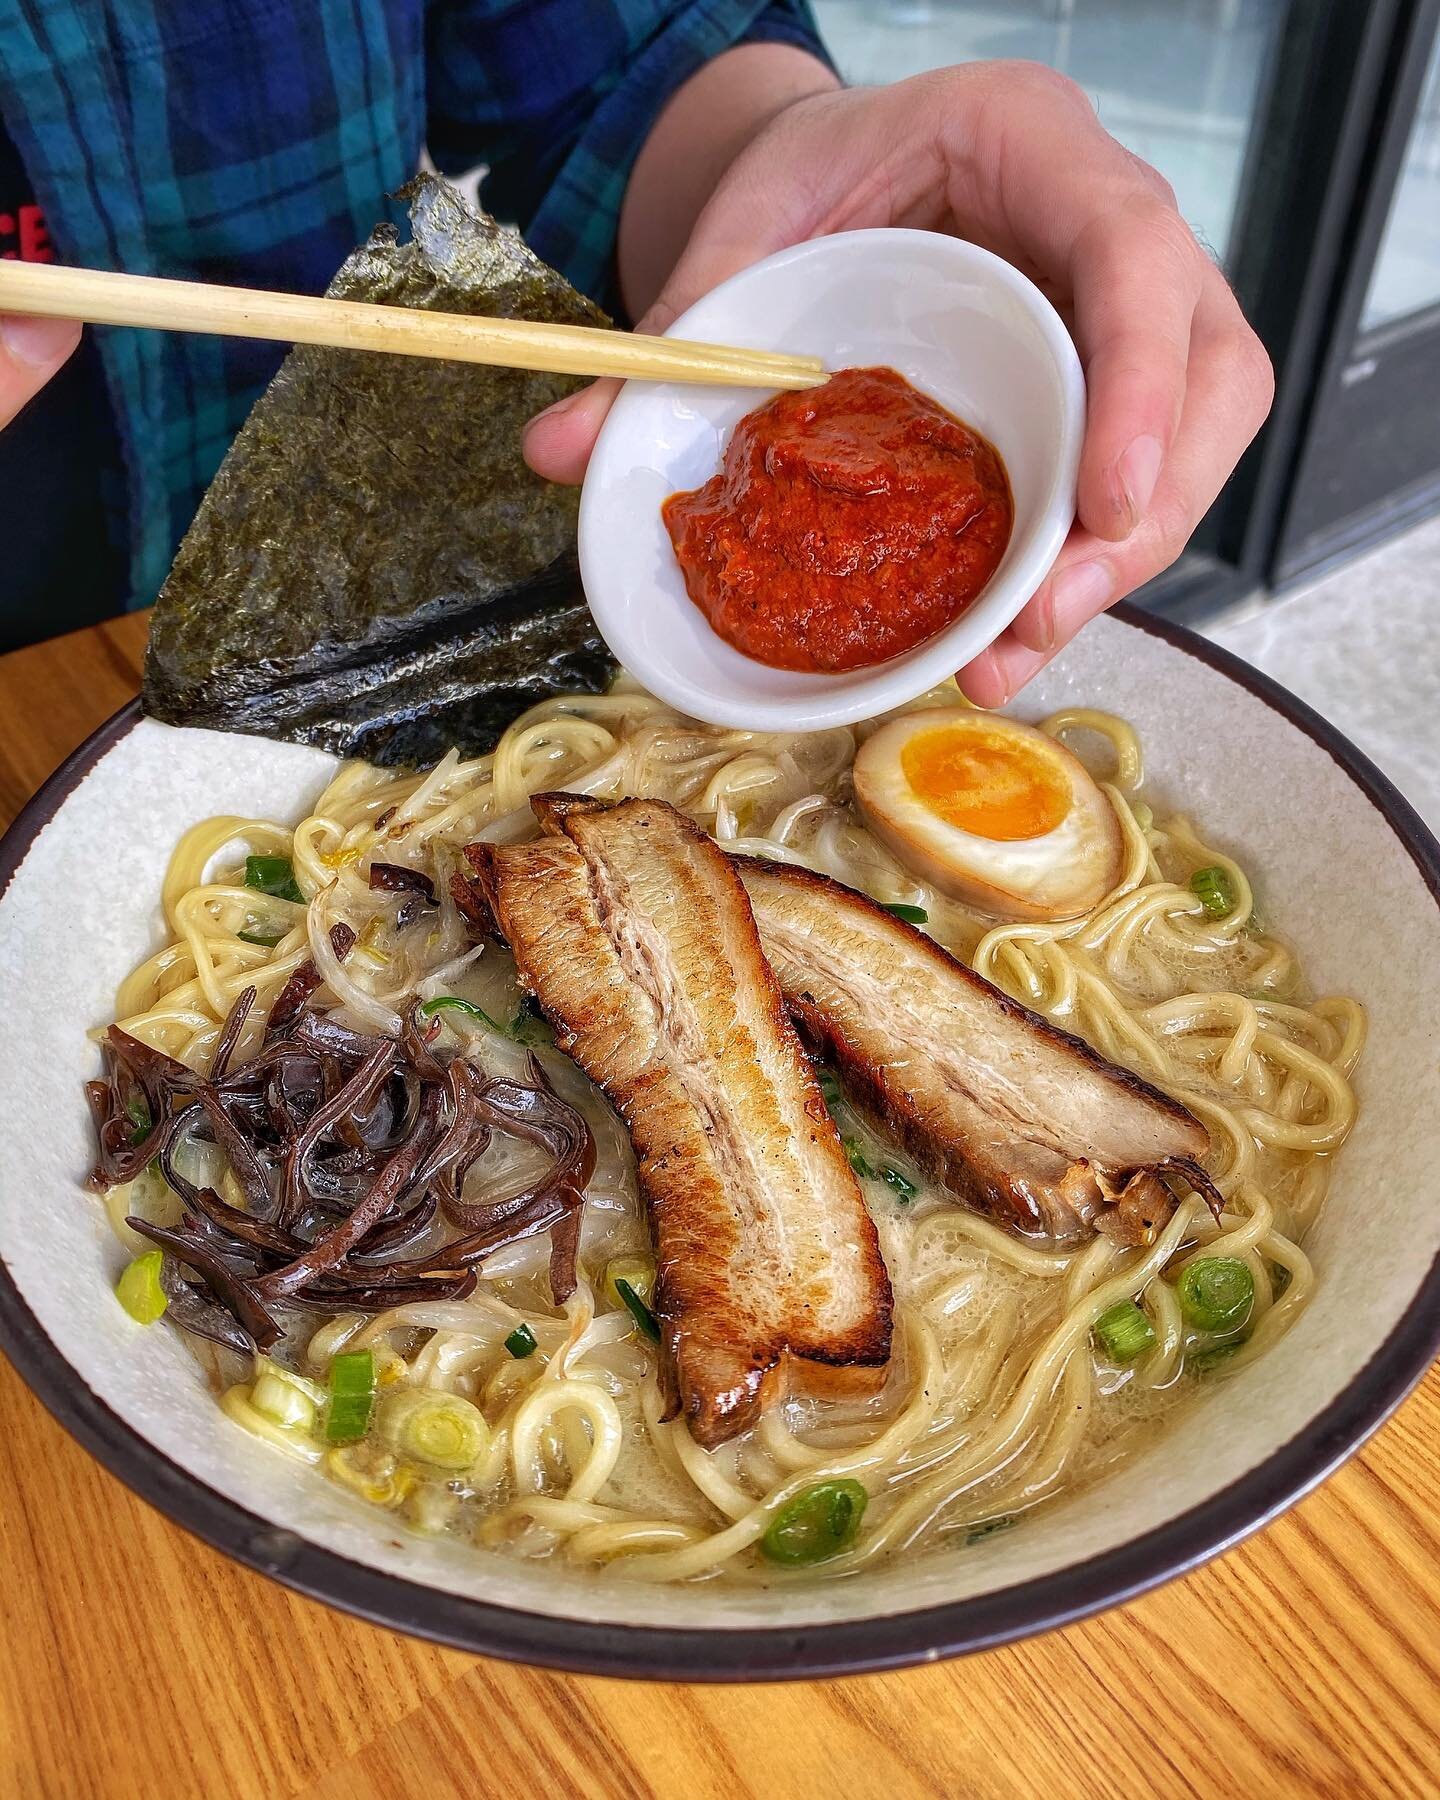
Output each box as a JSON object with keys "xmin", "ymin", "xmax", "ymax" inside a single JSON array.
[
  {"xmin": 379, "ymin": 1388, "xmax": 488, "ymax": 1470},
  {"xmin": 244, "ymin": 853, "xmax": 304, "ymax": 904},
  {"xmin": 817, "ymin": 1073, "xmax": 913, "ymax": 1196},
  {"xmin": 842, "ymin": 1135, "xmax": 916, "ymax": 1201},
  {"xmin": 882, "ymin": 902, "xmax": 928, "ymax": 924},
  {"xmin": 505, "ymin": 1323, "xmax": 538, "ymax": 1359},
  {"xmin": 251, "ymin": 1369, "xmax": 317, "ymax": 1432},
  {"xmin": 614, "ymin": 1277, "xmax": 661, "ymax": 1343},
  {"xmin": 237, "ymin": 928, "xmax": 286, "ymax": 948},
  {"xmin": 1189, "ymin": 865, "xmax": 1235, "ymax": 920},
  {"xmin": 844, "ymin": 1141, "xmax": 876, "ymax": 1180},
  {"xmin": 510, "ymin": 998, "xmax": 554, "ymax": 1047},
  {"xmin": 880, "ymin": 1164, "xmax": 917, "ymax": 1201},
  {"xmin": 1177, "ymin": 1257, "xmax": 1255, "ymax": 1334},
  {"xmin": 604, "ymin": 1256, "xmax": 656, "ymax": 1310},
  {"xmin": 419, "ymin": 994, "xmax": 510, "ymax": 1033},
  {"xmin": 1093, "ymin": 1299, "xmax": 1156, "ymax": 1363},
  {"xmin": 325, "ymin": 1348, "xmax": 377, "ymax": 1445},
  {"xmin": 762, "ymin": 1479, "xmax": 868, "ymax": 1565},
  {"xmin": 115, "ymin": 1250, "xmax": 167, "ymax": 1324},
  {"xmin": 124, "ymin": 1094, "xmax": 152, "ymax": 1147}
]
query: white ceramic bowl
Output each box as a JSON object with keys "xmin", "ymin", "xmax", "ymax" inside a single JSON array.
[
  {"xmin": 1, "ymin": 610, "xmax": 1438, "ymax": 1678},
  {"xmin": 579, "ymin": 229, "xmax": 1085, "ymax": 731}
]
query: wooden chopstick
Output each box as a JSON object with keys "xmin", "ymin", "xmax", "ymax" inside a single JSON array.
[{"xmin": 0, "ymin": 260, "xmax": 828, "ymax": 390}]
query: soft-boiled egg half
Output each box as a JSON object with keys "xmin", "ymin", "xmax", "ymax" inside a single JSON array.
[{"xmin": 853, "ymin": 709, "xmax": 1124, "ymax": 921}]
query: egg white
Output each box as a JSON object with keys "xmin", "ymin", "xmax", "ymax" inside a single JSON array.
[{"xmin": 853, "ymin": 710, "xmax": 1124, "ymax": 920}]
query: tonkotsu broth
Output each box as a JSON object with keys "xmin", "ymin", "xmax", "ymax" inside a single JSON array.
[{"xmin": 93, "ymin": 680, "xmax": 1363, "ymax": 1582}]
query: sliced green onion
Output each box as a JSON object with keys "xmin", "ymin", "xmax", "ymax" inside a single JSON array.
[
  {"xmin": 614, "ymin": 1277, "xmax": 661, "ymax": 1343},
  {"xmin": 244, "ymin": 853, "xmax": 304, "ymax": 904},
  {"xmin": 761, "ymin": 1479, "xmax": 868, "ymax": 1566},
  {"xmin": 1191, "ymin": 1338, "xmax": 1246, "ymax": 1373},
  {"xmin": 965, "ymin": 1515, "xmax": 1016, "ymax": 1546},
  {"xmin": 380, "ymin": 1388, "xmax": 488, "ymax": 1470},
  {"xmin": 504, "ymin": 1323, "xmax": 538, "ymax": 1359},
  {"xmin": 115, "ymin": 1250, "xmax": 167, "ymax": 1324},
  {"xmin": 817, "ymin": 1069, "xmax": 845, "ymax": 1111},
  {"xmin": 238, "ymin": 928, "xmax": 286, "ymax": 948},
  {"xmin": 418, "ymin": 993, "xmax": 508, "ymax": 1031},
  {"xmin": 880, "ymin": 1164, "xmax": 917, "ymax": 1201},
  {"xmin": 325, "ymin": 1348, "xmax": 377, "ymax": 1444},
  {"xmin": 1177, "ymin": 1257, "xmax": 1255, "ymax": 1334},
  {"xmin": 604, "ymin": 1256, "xmax": 655, "ymax": 1309},
  {"xmin": 251, "ymin": 1368, "xmax": 318, "ymax": 1432},
  {"xmin": 817, "ymin": 1072, "xmax": 913, "ymax": 1196},
  {"xmin": 882, "ymin": 902, "xmax": 928, "ymax": 924},
  {"xmin": 421, "ymin": 992, "xmax": 553, "ymax": 1046},
  {"xmin": 510, "ymin": 998, "xmax": 554, "ymax": 1047},
  {"xmin": 1189, "ymin": 865, "xmax": 1235, "ymax": 920},
  {"xmin": 1093, "ymin": 1300, "xmax": 1156, "ymax": 1363},
  {"xmin": 844, "ymin": 1140, "xmax": 876, "ymax": 1180},
  {"xmin": 842, "ymin": 1136, "xmax": 916, "ymax": 1201},
  {"xmin": 124, "ymin": 1094, "xmax": 152, "ymax": 1147}
]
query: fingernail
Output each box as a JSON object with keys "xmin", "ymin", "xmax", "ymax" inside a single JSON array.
[
  {"xmin": 1, "ymin": 312, "xmax": 78, "ymax": 368},
  {"xmin": 1117, "ymin": 434, "xmax": 1163, "ymax": 528},
  {"xmin": 1049, "ymin": 558, "xmax": 1113, "ymax": 626},
  {"xmin": 1019, "ymin": 586, "xmax": 1056, "ymax": 653},
  {"xmin": 960, "ymin": 648, "xmax": 1007, "ymax": 709},
  {"xmin": 524, "ymin": 388, "xmax": 585, "ymax": 434}
]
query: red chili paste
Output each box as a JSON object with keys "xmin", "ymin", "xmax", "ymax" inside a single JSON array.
[{"xmin": 661, "ymin": 365, "xmax": 1013, "ymax": 673}]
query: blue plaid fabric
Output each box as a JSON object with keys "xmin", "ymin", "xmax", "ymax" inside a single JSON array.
[{"xmin": 0, "ymin": 0, "xmax": 826, "ymax": 610}]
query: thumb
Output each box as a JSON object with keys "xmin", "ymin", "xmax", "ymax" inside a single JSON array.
[
  {"xmin": 0, "ymin": 314, "xmax": 80, "ymax": 430},
  {"xmin": 523, "ymin": 173, "xmax": 793, "ymax": 485}
]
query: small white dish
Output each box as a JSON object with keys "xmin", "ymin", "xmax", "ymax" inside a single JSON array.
[{"xmin": 579, "ymin": 228, "xmax": 1085, "ymax": 731}]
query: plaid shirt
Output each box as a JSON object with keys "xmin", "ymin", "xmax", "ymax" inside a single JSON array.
[{"xmin": 0, "ymin": 0, "xmax": 825, "ymax": 610}]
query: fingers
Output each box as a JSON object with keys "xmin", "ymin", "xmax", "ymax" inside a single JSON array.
[
  {"xmin": 958, "ymin": 68, "xmax": 1233, "ymax": 548},
  {"xmin": 0, "ymin": 313, "xmax": 80, "ymax": 431},
  {"xmin": 522, "ymin": 378, "xmax": 621, "ymax": 485},
  {"xmin": 519, "ymin": 204, "xmax": 774, "ymax": 486},
  {"xmin": 524, "ymin": 107, "xmax": 822, "ymax": 486},
  {"xmin": 960, "ymin": 275, "xmax": 1273, "ymax": 707},
  {"xmin": 1069, "ymin": 201, "xmax": 1201, "ymax": 542}
]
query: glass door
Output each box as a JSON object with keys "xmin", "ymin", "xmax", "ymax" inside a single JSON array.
[{"xmin": 1272, "ymin": 2, "xmax": 1440, "ymax": 582}]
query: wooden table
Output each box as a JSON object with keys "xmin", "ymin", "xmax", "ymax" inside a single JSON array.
[{"xmin": 2, "ymin": 616, "xmax": 1437, "ymax": 1800}]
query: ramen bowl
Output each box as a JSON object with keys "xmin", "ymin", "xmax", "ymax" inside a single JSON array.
[
  {"xmin": 1, "ymin": 608, "xmax": 1437, "ymax": 1678},
  {"xmin": 579, "ymin": 228, "xmax": 1085, "ymax": 731}
]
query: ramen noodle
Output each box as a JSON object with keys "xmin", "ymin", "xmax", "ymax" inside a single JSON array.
[{"xmin": 94, "ymin": 682, "xmax": 1364, "ymax": 1582}]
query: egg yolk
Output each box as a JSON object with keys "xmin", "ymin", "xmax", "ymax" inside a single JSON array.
[{"xmin": 900, "ymin": 727, "xmax": 1070, "ymax": 841}]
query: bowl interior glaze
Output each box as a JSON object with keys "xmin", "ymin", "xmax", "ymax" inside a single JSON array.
[{"xmin": 0, "ymin": 608, "xmax": 1436, "ymax": 1678}]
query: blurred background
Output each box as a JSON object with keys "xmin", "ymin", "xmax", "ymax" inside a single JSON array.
[{"xmin": 814, "ymin": 0, "xmax": 1440, "ymax": 625}]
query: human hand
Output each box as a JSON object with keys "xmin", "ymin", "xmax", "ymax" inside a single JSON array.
[
  {"xmin": 523, "ymin": 61, "xmax": 1274, "ymax": 704},
  {"xmin": 0, "ymin": 313, "xmax": 80, "ymax": 430}
]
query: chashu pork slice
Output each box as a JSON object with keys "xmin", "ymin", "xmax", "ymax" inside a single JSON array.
[
  {"xmin": 465, "ymin": 795, "xmax": 892, "ymax": 1447},
  {"xmin": 736, "ymin": 859, "xmax": 1221, "ymax": 1246}
]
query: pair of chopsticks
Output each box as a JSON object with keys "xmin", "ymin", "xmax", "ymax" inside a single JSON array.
[{"xmin": 0, "ymin": 260, "xmax": 826, "ymax": 390}]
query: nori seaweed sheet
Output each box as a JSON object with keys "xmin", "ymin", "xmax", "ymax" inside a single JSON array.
[{"xmin": 143, "ymin": 175, "xmax": 618, "ymax": 766}]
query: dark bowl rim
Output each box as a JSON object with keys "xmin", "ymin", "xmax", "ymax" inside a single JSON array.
[{"xmin": 1, "ymin": 603, "xmax": 1438, "ymax": 1682}]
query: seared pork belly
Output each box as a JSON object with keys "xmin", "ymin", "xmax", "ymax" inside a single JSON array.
[
  {"xmin": 737, "ymin": 860, "xmax": 1220, "ymax": 1246},
  {"xmin": 466, "ymin": 796, "xmax": 892, "ymax": 1447}
]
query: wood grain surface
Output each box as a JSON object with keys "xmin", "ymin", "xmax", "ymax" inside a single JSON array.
[{"xmin": 1, "ymin": 616, "xmax": 1437, "ymax": 1800}]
